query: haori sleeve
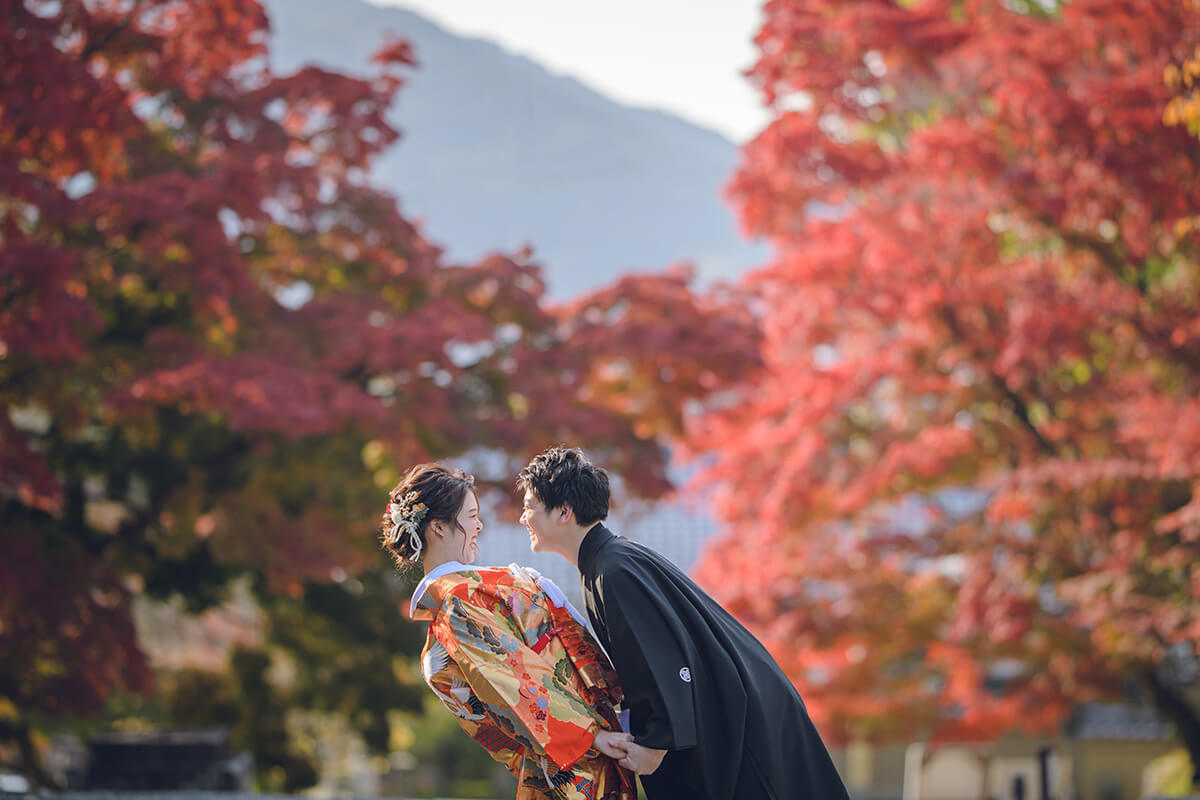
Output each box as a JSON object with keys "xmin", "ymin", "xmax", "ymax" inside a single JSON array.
[
  {"xmin": 594, "ymin": 564, "xmax": 698, "ymax": 751},
  {"xmin": 433, "ymin": 593, "xmax": 606, "ymax": 771}
]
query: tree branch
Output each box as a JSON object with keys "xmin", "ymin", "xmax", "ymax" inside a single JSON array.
[
  {"xmin": 940, "ymin": 309, "xmax": 1060, "ymax": 458},
  {"xmin": 80, "ymin": 2, "xmax": 146, "ymax": 61}
]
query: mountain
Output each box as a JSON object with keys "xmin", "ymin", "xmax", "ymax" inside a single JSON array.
[{"xmin": 262, "ymin": 0, "xmax": 768, "ymax": 298}]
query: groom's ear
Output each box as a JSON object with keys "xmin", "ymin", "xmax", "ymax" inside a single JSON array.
[{"xmin": 557, "ymin": 505, "xmax": 575, "ymax": 526}]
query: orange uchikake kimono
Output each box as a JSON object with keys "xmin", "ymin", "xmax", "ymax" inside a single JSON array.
[{"xmin": 410, "ymin": 562, "xmax": 636, "ymax": 800}]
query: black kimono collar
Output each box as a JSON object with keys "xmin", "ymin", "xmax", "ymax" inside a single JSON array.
[{"xmin": 577, "ymin": 522, "xmax": 615, "ymax": 575}]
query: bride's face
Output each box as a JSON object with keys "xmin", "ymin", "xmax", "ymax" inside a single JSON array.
[{"xmin": 450, "ymin": 492, "xmax": 483, "ymax": 563}]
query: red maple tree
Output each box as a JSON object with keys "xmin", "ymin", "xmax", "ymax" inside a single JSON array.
[
  {"xmin": 685, "ymin": 0, "xmax": 1200, "ymax": 775},
  {"xmin": 0, "ymin": 0, "xmax": 758, "ymax": 785}
]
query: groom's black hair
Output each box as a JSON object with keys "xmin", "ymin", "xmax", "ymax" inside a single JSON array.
[{"xmin": 517, "ymin": 446, "xmax": 610, "ymax": 527}]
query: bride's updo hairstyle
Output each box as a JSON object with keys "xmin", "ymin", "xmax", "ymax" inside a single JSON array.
[{"xmin": 381, "ymin": 464, "xmax": 476, "ymax": 569}]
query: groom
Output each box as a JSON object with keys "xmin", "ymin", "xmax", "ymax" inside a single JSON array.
[{"xmin": 518, "ymin": 446, "xmax": 849, "ymax": 800}]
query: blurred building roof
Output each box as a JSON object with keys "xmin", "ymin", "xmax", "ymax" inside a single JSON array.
[{"xmin": 1064, "ymin": 702, "xmax": 1175, "ymax": 741}]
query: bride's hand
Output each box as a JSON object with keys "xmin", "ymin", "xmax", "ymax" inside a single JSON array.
[{"xmin": 594, "ymin": 730, "xmax": 634, "ymax": 758}]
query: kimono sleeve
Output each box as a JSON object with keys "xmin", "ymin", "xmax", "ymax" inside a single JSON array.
[
  {"xmin": 434, "ymin": 594, "xmax": 605, "ymax": 771},
  {"xmin": 423, "ymin": 663, "xmax": 525, "ymax": 777},
  {"xmin": 595, "ymin": 564, "xmax": 698, "ymax": 751}
]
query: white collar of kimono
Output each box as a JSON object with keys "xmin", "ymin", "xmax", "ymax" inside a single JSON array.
[
  {"xmin": 409, "ymin": 560, "xmax": 473, "ymax": 617},
  {"xmin": 409, "ymin": 560, "xmax": 589, "ymax": 631}
]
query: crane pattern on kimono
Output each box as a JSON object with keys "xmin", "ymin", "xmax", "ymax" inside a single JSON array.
[{"xmin": 423, "ymin": 639, "xmax": 487, "ymax": 720}]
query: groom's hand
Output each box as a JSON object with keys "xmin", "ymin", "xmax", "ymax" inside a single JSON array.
[
  {"xmin": 617, "ymin": 741, "xmax": 667, "ymax": 775},
  {"xmin": 594, "ymin": 730, "xmax": 634, "ymax": 758}
]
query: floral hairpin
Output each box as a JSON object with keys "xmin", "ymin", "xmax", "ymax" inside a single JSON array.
[{"xmin": 384, "ymin": 491, "xmax": 429, "ymax": 560}]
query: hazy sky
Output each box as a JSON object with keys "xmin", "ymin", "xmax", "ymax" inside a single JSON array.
[{"xmin": 369, "ymin": 0, "xmax": 771, "ymax": 143}]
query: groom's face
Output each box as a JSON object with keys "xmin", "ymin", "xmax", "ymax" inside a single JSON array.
[{"xmin": 520, "ymin": 489, "xmax": 561, "ymax": 554}]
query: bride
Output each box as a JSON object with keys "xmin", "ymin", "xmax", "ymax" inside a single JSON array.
[{"xmin": 382, "ymin": 463, "xmax": 635, "ymax": 800}]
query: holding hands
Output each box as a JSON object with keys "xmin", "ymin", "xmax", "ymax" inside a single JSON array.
[
  {"xmin": 593, "ymin": 730, "xmax": 633, "ymax": 758},
  {"xmin": 593, "ymin": 731, "xmax": 667, "ymax": 775}
]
